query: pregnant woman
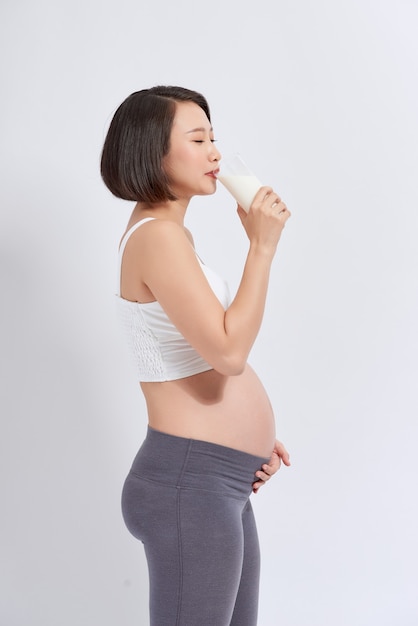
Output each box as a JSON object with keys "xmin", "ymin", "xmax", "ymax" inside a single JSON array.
[{"xmin": 100, "ymin": 85, "xmax": 291, "ymax": 626}]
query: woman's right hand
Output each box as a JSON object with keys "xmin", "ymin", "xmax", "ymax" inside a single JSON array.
[{"xmin": 237, "ymin": 185, "xmax": 291, "ymax": 253}]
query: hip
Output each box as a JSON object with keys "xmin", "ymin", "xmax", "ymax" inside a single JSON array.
[{"xmin": 127, "ymin": 426, "xmax": 269, "ymax": 499}]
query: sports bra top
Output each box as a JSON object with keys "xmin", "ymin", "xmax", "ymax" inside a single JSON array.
[{"xmin": 116, "ymin": 218, "xmax": 231, "ymax": 382}]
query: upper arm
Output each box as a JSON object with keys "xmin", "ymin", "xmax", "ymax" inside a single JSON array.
[{"xmin": 127, "ymin": 220, "xmax": 237, "ymax": 373}]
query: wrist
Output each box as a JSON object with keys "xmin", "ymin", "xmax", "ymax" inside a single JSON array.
[{"xmin": 248, "ymin": 241, "xmax": 277, "ymax": 262}]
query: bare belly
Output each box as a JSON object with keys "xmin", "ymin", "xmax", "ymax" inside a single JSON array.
[{"xmin": 140, "ymin": 363, "xmax": 276, "ymax": 457}]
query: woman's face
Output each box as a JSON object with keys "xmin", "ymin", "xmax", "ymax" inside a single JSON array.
[{"xmin": 164, "ymin": 101, "xmax": 221, "ymax": 201}]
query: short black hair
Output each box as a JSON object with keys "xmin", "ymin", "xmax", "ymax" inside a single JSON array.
[{"xmin": 100, "ymin": 86, "xmax": 211, "ymax": 202}]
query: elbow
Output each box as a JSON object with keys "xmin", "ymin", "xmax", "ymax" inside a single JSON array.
[
  {"xmin": 213, "ymin": 354, "xmax": 247, "ymax": 377},
  {"xmin": 228, "ymin": 363, "xmax": 246, "ymax": 376}
]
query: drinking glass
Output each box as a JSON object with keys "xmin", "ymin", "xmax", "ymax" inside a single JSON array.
[{"xmin": 217, "ymin": 154, "xmax": 263, "ymax": 213}]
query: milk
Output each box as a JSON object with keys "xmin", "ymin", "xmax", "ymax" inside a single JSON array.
[{"xmin": 217, "ymin": 173, "xmax": 262, "ymax": 213}]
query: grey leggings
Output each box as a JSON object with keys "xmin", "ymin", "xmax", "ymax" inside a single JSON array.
[{"xmin": 121, "ymin": 427, "xmax": 269, "ymax": 626}]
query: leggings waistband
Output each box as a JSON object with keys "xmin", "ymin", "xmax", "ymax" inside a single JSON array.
[{"xmin": 129, "ymin": 427, "xmax": 269, "ymax": 499}]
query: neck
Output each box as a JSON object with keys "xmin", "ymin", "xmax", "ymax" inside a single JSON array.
[{"xmin": 133, "ymin": 198, "xmax": 190, "ymax": 226}]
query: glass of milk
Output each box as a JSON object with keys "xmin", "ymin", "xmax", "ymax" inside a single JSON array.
[{"xmin": 216, "ymin": 154, "xmax": 263, "ymax": 213}]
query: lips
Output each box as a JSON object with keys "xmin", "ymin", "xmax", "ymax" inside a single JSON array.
[{"xmin": 206, "ymin": 169, "xmax": 220, "ymax": 178}]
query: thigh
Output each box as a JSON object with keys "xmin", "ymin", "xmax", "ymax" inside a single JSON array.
[
  {"xmin": 122, "ymin": 475, "xmax": 184, "ymax": 624},
  {"xmin": 173, "ymin": 489, "xmax": 247, "ymax": 626},
  {"xmin": 230, "ymin": 499, "xmax": 261, "ymax": 626},
  {"xmin": 123, "ymin": 473, "xmax": 249, "ymax": 626}
]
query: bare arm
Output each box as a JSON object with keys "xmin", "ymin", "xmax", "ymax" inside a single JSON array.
[{"xmin": 126, "ymin": 187, "xmax": 290, "ymax": 375}]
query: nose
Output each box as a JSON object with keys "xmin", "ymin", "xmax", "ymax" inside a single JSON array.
[{"xmin": 211, "ymin": 143, "xmax": 221, "ymax": 162}]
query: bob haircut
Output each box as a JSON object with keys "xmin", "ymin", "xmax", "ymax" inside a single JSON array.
[{"xmin": 100, "ymin": 86, "xmax": 211, "ymax": 203}]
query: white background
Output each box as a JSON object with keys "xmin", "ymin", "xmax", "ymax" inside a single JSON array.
[{"xmin": 1, "ymin": 1, "xmax": 417, "ymax": 625}]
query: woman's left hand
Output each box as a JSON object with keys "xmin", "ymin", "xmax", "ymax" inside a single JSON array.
[{"xmin": 252, "ymin": 439, "xmax": 291, "ymax": 493}]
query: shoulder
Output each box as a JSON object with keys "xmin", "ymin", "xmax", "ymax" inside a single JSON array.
[
  {"xmin": 124, "ymin": 218, "xmax": 189, "ymax": 249},
  {"xmin": 123, "ymin": 219, "xmax": 195, "ymax": 266}
]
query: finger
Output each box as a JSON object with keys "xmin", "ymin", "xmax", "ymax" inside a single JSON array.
[
  {"xmin": 281, "ymin": 452, "xmax": 291, "ymax": 466},
  {"xmin": 278, "ymin": 449, "xmax": 291, "ymax": 466},
  {"xmin": 256, "ymin": 472, "xmax": 271, "ymax": 483},
  {"xmin": 279, "ymin": 206, "xmax": 291, "ymax": 221},
  {"xmin": 256, "ymin": 185, "xmax": 273, "ymax": 200},
  {"xmin": 261, "ymin": 465, "xmax": 273, "ymax": 476},
  {"xmin": 236, "ymin": 205, "xmax": 247, "ymax": 221},
  {"xmin": 275, "ymin": 446, "xmax": 290, "ymax": 463},
  {"xmin": 251, "ymin": 186, "xmax": 274, "ymax": 208},
  {"xmin": 272, "ymin": 200, "xmax": 288, "ymax": 214},
  {"xmin": 274, "ymin": 441, "xmax": 291, "ymax": 466},
  {"xmin": 262, "ymin": 460, "xmax": 280, "ymax": 475},
  {"xmin": 266, "ymin": 455, "xmax": 281, "ymax": 471},
  {"xmin": 260, "ymin": 460, "xmax": 279, "ymax": 476},
  {"xmin": 252, "ymin": 479, "xmax": 264, "ymax": 493},
  {"xmin": 270, "ymin": 197, "xmax": 282, "ymax": 210}
]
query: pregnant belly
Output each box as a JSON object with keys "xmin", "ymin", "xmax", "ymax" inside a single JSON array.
[{"xmin": 142, "ymin": 364, "xmax": 276, "ymax": 457}]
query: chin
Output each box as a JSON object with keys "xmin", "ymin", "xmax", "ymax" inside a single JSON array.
[
  {"xmin": 203, "ymin": 180, "xmax": 218, "ymax": 195},
  {"xmin": 198, "ymin": 188, "xmax": 217, "ymax": 197}
]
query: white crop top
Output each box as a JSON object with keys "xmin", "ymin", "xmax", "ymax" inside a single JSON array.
[{"xmin": 116, "ymin": 218, "xmax": 231, "ymax": 382}]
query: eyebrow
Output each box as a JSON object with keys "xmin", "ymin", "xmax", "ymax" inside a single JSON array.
[{"xmin": 185, "ymin": 126, "xmax": 213, "ymax": 134}]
